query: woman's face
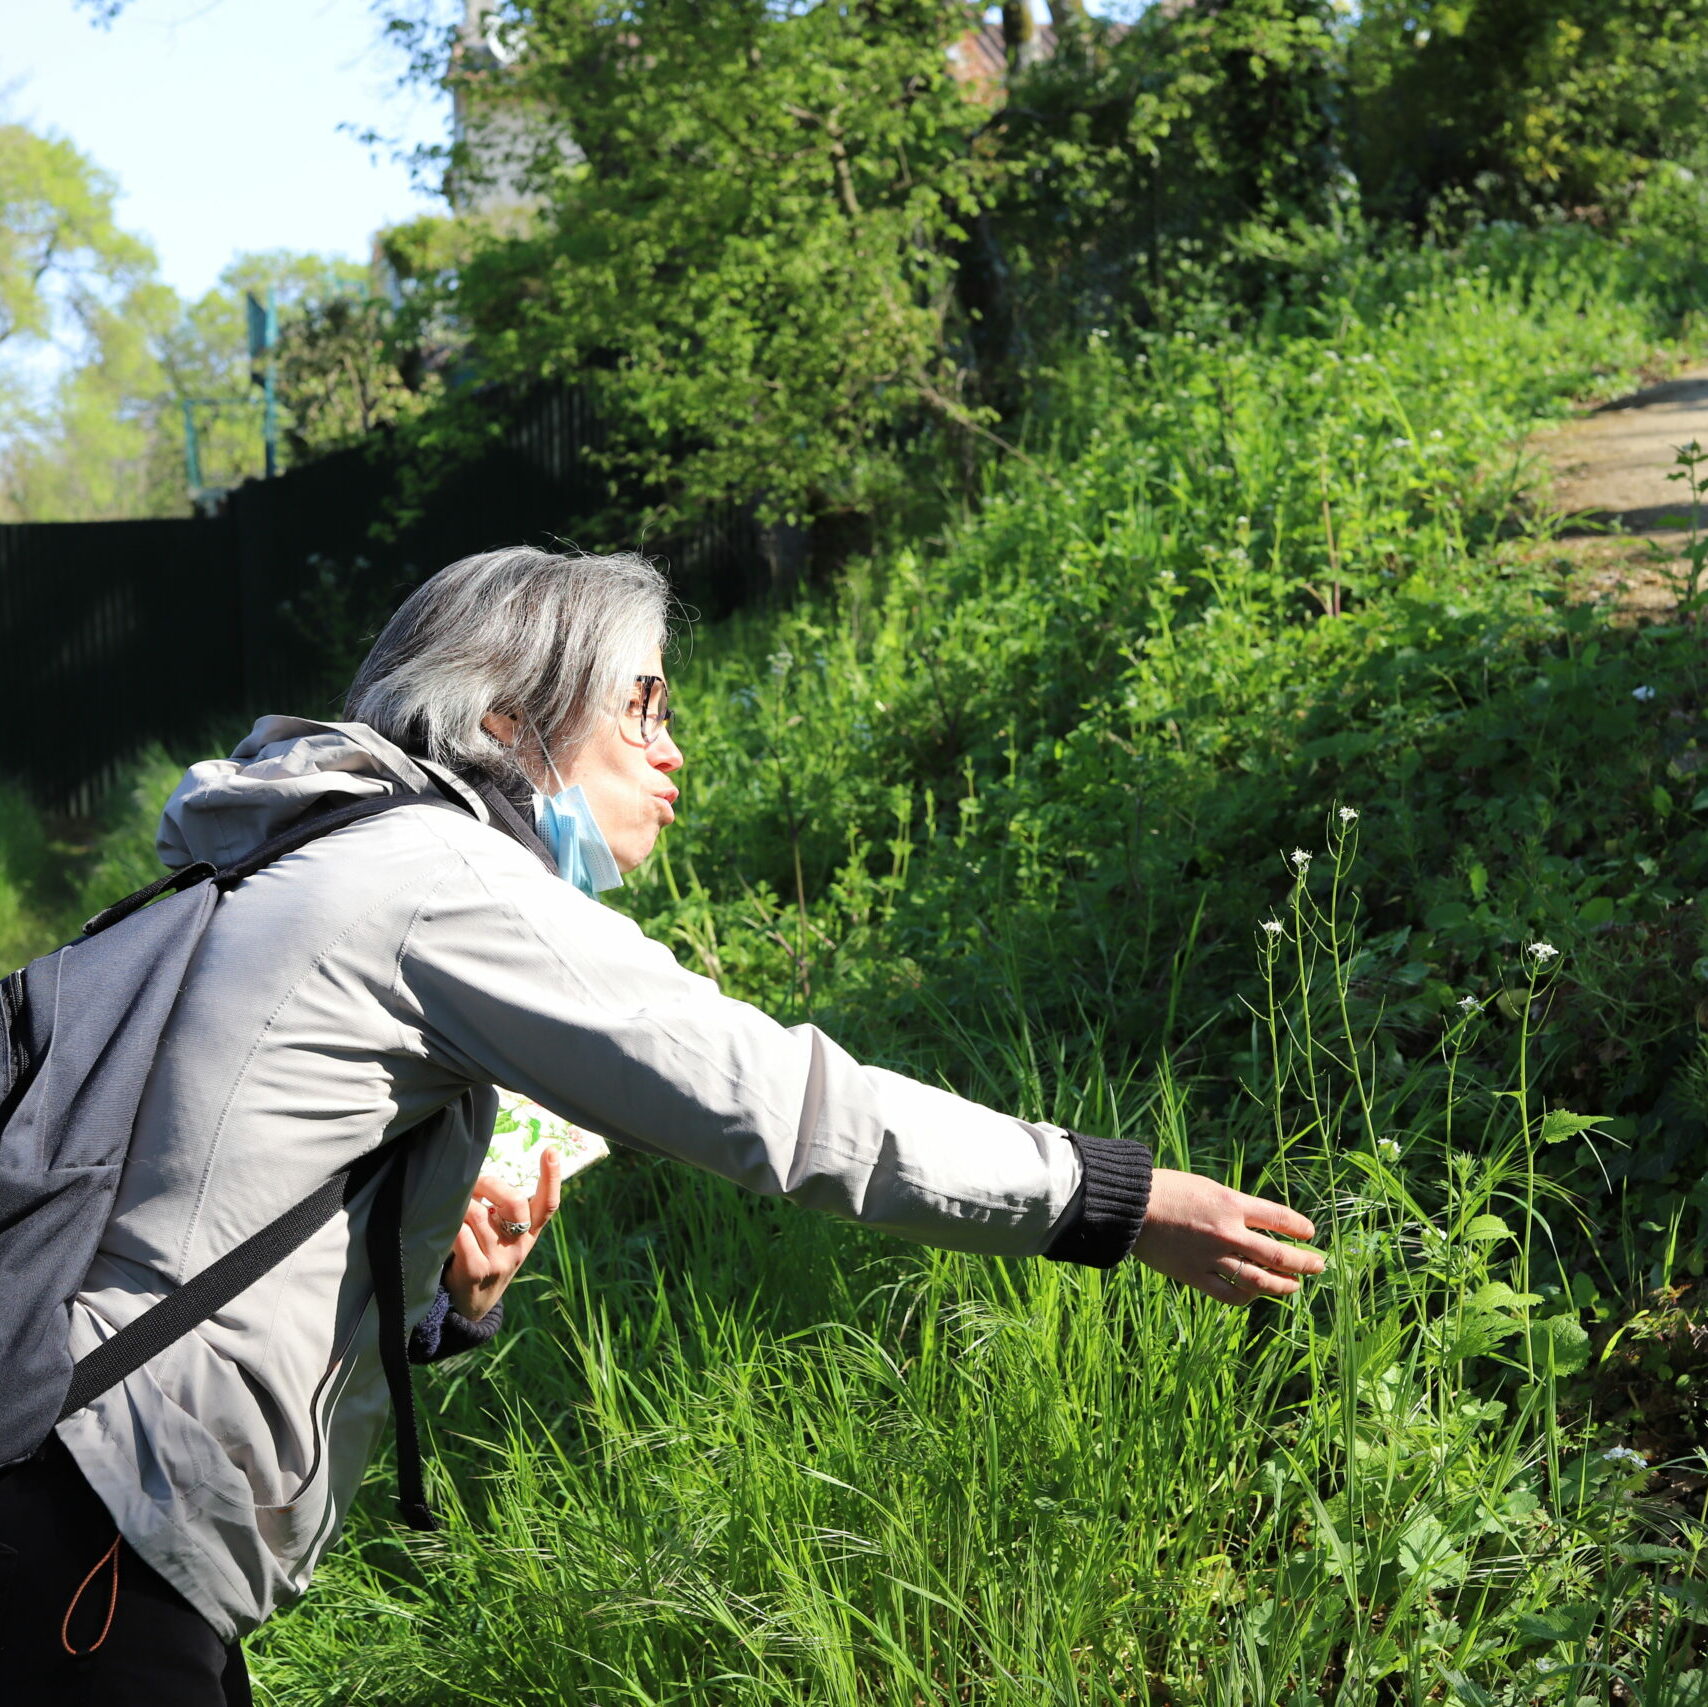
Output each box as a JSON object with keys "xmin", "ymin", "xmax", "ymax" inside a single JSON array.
[{"xmin": 556, "ymin": 647, "xmax": 683, "ymax": 874}]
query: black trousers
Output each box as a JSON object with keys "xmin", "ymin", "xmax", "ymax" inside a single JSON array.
[{"xmin": 0, "ymin": 1433, "xmax": 251, "ymax": 1707}]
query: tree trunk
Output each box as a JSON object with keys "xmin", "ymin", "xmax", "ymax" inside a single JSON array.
[{"xmin": 1001, "ymin": 2, "xmax": 1036, "ymax": 75}]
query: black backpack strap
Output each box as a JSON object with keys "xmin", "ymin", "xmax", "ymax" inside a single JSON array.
[
  {"xmin": 365, "ymin": 1148, "xmax": 438, "ymax": 1532},
  {"xmin": 448, "ymin": 769, "xmax": 557, "ymax": 876},
  {"xmin": 83, "ymin": 862, "xmax": 217, "ymax": 936},
  {"xmin": 212, "ymin": 794, "xmax": 469, "ymax": 890},
  {"xmin": 59, "ymin": 1145, "xmax": 393, "ymax": 1423},
  {"xmin": 82, "ymin": 793, "xmax": 471, "ymax": 940}
]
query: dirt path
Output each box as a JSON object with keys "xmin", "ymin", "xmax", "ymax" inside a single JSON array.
[{"xmin": 1531, "ymin": 364, "xmax": 1708, "ymax": 614}]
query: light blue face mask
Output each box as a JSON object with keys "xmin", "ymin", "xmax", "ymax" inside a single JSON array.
[{"xmin": 533, "ymin": 780, "xmax": 624, "ymax": 897}]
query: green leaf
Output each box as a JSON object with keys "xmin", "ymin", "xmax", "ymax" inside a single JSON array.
[
  {"xmin": 1395, "ymin": 1511, "xmax": 1468, "ymax": 1588},
  {"xmin": 1468, "ymin": 1281, "xmax": 1541, "ymax": 1312},
  {"xmin": 1463, "ymin": 1213, "xmax": 1514, "ymax": 1242},
  {"xmin": 1516, "ymin": 1601, "xmax": 1597, "ymax": 1643},
  {"xmin": 1539, "ymin": 1109, "xmax": 1607, "ymax": 1145},
  {"xmin": 1577, "ymin": 895, "xmax": 1614, "ymax": 926},
  {"xmin": 1526, "ymin": 1313, "xmax": 1591, "ymax": 1376},
  {"xmin": 1616, "ymin": 1543, "xmax": 1692, "ymax": 1565}
]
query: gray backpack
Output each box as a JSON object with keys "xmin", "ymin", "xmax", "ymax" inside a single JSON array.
[{"xmin": 0, "ymin": 794, "xmax": 470, "ymax": 1529}]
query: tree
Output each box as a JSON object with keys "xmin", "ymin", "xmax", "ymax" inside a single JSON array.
[
  {"xmin": 398, "ymin": 0, "xmax": 1008, "ymax": 531},
  {"xmin": 981, "ymin": 0, "xmax": 1345, "ymax": 345},
  {"xmin": 1349, "ymin": 0, "xmax": 1708, "ymax": 218},
  {"xmin": 160, "ymin": 251, "xmax": 381, "ymax": 491},
  {"xmin": 0, "ymin": 124, "xmax": 180, "ymax": 519}
]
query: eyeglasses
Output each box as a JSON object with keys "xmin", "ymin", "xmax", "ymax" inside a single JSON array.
[{"xmin": 624, "ymin": 675, "xmax": 674, "ymax": 747}]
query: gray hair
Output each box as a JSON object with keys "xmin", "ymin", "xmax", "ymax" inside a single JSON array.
[{"xmin": 344, "ymin": 545, "xmax": 672, "ymax": 782}]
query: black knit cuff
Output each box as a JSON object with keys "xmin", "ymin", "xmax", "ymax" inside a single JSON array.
[
  {"xmin": 1042, "ymin": 1132, "xmax": 1153, "ymax": 1269},
  {"xmin": 408, "ymin": 1285, "xmax": 505, "ymax": 1364}
]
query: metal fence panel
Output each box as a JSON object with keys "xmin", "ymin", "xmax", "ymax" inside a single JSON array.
[{"xmin": 0, "ymin": 387, "xmax": 762, "ymax": 815}]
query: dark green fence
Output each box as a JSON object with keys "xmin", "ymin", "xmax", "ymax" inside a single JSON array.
[{"xmin": 0, "ymin": 388, "xmax": 763, "ymax": 814}]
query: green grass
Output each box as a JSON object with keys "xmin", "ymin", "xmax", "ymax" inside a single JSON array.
[
  {"xmin": 6, "ymin": 219, "xmax": 1708, "ymax": 1701},
  {"xmin": 249, "ymin": 842, "xmax": 1707, "ymax": 1703}
]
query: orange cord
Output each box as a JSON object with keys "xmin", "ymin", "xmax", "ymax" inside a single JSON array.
[{"xmin": 61, "ymin": 1533, "xmax": 121, "ymax": 1657}]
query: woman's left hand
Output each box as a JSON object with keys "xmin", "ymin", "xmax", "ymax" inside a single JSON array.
[{"xmin": 444, "ymin": 1148, "xmax": 563, "ymax": 1321}]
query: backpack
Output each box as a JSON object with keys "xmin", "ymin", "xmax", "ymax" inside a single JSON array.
[{"xmin": 0, "ymin": 792, "xmax": 476, "ymax": 1530}]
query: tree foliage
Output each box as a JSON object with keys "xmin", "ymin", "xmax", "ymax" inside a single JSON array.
[
  {"xmin": 406, "ymin": 0, "xmax": 1005, "ymax": 527},
  {"xmin": 0, "ymin": 124, "xmax": 181, "ymax": 519},
  {"xmin": 1350, "ymin": 0, "xmax": 1708, "ymax": 217}
]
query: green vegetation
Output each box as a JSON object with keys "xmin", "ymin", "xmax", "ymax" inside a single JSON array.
[
  {"xmin": 11, "ymin": 3, "xmax": 1708, "ymax": 1699},
  {"xmin": 0, "ymin": 116, "xmax": 415, "ymax": 519},
  {"xmin": 7, "ymin": 213, "xmax": 1705, "ymax": 1701}
]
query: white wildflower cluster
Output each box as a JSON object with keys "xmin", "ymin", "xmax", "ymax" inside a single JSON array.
[
  {"xmin": 1338, "ymin": 806, "xmax": 1359, "ymax": 823},
  {"xmin": 1528, "ymin": 941, "xmax": 1560, "ymax": 963},
  {"xmin": 1261, "ymin": 917, "xmax": 1285, "ymax": 937},
  {"xmin": 1601, "ymin": 1445, "xmax": 1646, "ymax": 1470},
  {"xmin": 1389, "ymin": 437, "xmax": 1412, "ymax": 450},
  {"xmin": 1376, "ymin": 1138, "xmax": 1401, "ymax": 1161},
  {"xmin": 1458, "ymin": 995, "xmax": 1483, "ymax": 1014},
  {"xmin": 486, "ymin": 1091, "xmax": 610, "ymax": 1192},
  {"xmin": 1291, "ymin": 848, "xmax": 1312, "ymax": 869},
  {"xmin": 1632, "ymin": 685, "xmax": 1657, "ymax": 702},
  {"xmin": 767, "ymin": 648, "xmax": 794, "ymax": 679}
]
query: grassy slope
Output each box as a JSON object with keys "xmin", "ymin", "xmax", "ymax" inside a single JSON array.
[{"xmin": 5, "ymin": 223, "xmax": 1706, "ymax": 1702}]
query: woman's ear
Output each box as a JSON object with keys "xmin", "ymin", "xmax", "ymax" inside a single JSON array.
[{"xmin": 481, "ymin": 711, "xmax": 521, "ymax": 747}]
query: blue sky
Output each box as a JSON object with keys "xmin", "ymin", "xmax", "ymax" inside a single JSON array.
[
  {"xmin": 9, "ymin": 1, "xmax": 451, "ymax": 303},
  {"xmin": 10, "ymin": 1, "xmax": 1127, "ymax": 310}
]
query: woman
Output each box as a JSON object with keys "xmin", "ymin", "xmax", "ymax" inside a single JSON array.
[{"xmin": 3, "ymin": 547, "xmax": 1322, "ymax": 1702}]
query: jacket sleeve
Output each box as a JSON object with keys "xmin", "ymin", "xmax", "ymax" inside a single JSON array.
[
  {"xmin": 395, "ymin": 830, "xmax": 1148, "ymax": 1264},
  {"xmin": 408, "ymin": 1282, "xmax": 504, "ymax": 1363}
]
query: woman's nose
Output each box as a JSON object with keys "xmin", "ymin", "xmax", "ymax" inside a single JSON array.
[{"xmin": 649, "ymin": 730, "xmax": 684, "ymax": 773}]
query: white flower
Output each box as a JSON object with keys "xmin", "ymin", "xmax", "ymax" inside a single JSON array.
[
  {"xmin": 1528, "ymin": 942, "xmax": 1560, "ymax": 962},
  {"xmin": 1458, "ymin": 995, "xmax": 1483, "ymax": 1014},
  {"xmin": 767, "ymin": 648, "xmax": 794, "ymax": 678},
  {"xmin": 1377, "ymin": 1138, "xmax": 1401, "ymax": 1161},
  {"xmin": 1389, "ymin": 437, "xmax": 1412, "ymax": 450},
  {"xmin": 1601, "ymin": 1446, "xmax": 1646, "ymax": 1469},
  {"xmin": 1291, "ymin": 848, "xmax": 1312, "ymax": 868},
  {"xmin": 1261, "ymin": 918, "xmax": 1285, "ymax": 936},
  {"xmin": 1536, "ymin": 1656, "xmax": 1562, "ymax": 1675},
  {"xmin": 1236, "ymin": 515, "xmax": 1250, "ymax": 527},
  {"xmin": 1632, "ymin": 684, "xmax": 1656, "ymax": 701},
  {"xmin": 1338, "ymin": 806, "xmax": 1359, "ymax": 823},
  {"xmin": 1429, "ymin": 428, "xmax": 1444, "ymax": 441}
]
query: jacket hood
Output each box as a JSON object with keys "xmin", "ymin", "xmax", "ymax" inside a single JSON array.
[{"xmin": 157, "ymin": 716, "xmax": 484, "ymax": 870}]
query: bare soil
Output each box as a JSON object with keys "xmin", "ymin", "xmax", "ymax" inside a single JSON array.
[{"xmin": 1528, "ymin": 365, "xmax": 1708, "ymax": 615}]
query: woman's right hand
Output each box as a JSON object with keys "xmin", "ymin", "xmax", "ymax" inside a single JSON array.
[
  {"xmin": 445, "ymin": 1149, "xmax": 563, "ymax": 1321},
  {"xmin": 1132, "ymin": 1167, "xmax": 1325, "ymax": 1305}
]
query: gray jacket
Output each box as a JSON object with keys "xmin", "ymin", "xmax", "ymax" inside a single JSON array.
[{"xmin": 57, "ymin": 717, "xmax": 1148, "ymax": 1640}]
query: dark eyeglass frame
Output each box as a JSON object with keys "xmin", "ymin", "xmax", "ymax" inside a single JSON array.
[{"xmin": 629, "ymin": 674, "xmax": 673, "ymax": 747}]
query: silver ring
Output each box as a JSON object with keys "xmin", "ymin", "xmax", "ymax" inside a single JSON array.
[{"xmin": 497, "ymin": 1218, "xmax": 530, "ymax": 1238}]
